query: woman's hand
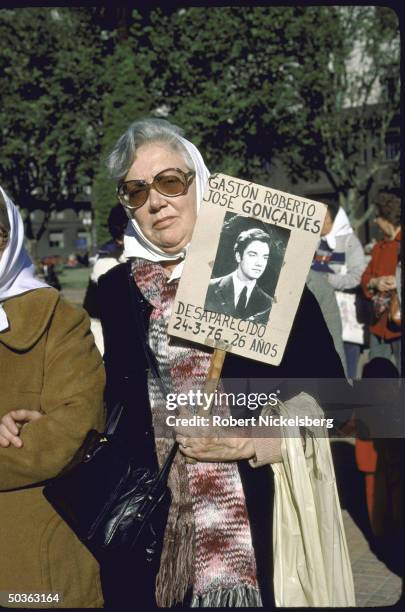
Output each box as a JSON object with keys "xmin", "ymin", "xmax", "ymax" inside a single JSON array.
[
  {"xmin": 370, "ymin": 275, "xmax": 397, "ymax": 292},
  {"xmin": 176, "ymin": 433, "xmax": 255, "ymax": 462},
  {"xmin": 0, "ymin": 410, "xmax": 43, "ymax": 448}
]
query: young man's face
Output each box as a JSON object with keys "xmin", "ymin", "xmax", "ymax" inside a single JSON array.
[{"xmin": 236, "ymin": 240, "xmax": 270, "ymax": 281}]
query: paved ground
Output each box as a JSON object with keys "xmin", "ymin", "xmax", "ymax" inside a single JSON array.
[
  {"xmin": 343, "ymin": 510, "xmax": 402, "ymax": 606},
  {"xmin": 333, "ymin": 440, "xmax": 402, "ymax": 607},
  {"xmin": 61, "ymin": 286, "xmax": 87, "ymax": 305}
]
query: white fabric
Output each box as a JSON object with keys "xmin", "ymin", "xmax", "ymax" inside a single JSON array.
[
  {"xmin": 335, "ymin": 291, "xmax": 364, "ymax": 344},
  {"xmin": 272, "ymin": 393, "xmax": 355, "ymax": 607},
  {"xmin": 0, "ymin": 186, "xmax": 48, "ymax": 331},
  {"xmin": 231, "ymin": 270, "xmax": 256, "ymax": 308},
  {"xmin": 90, "ymin": 253, "xmax": 126, "ymax": 284},
  {"xmin": 324, "ymin": 207, "xmax": 353, "ymax": 250},
  {"xmin": 123, "ymin": 136, "xmax": 210, "ymax": 271}
]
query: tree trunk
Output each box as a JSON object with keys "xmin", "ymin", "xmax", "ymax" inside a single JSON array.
[{"xmin": 339, "ymin": 188, "xmax": 358, "ymax": 225}]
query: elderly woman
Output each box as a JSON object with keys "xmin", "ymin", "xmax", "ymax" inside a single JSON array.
[
  {"xmin": 0, "ymin": 187, "xmax": 105, "ymax": 607},
  {"xmin": 98, "ymin": 119, "xmax": 346, "ymax": 608}
]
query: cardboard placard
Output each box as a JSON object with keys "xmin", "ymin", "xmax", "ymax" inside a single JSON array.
[{"xmin": 168, "ymin": 173, "xmax": 327, "ymax": 365}]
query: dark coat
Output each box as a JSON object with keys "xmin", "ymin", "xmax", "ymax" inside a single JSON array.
[
  {"xmin": 205, "ymin": 272, "xmax": 273, "ymax": 324},
  {"xmin": 98, "ymin": 262, "xmax": 346, "ymax": 607}
]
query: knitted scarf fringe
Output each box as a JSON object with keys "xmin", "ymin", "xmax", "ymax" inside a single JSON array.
[
  {"xmin": 155, "ymin": 520, "xmax": 195, "ymax": 607},
  {"xmin": 191, "ymin": 584, "xmax": 263, "ymax": 607}
]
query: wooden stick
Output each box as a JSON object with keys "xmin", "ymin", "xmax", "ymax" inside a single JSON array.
[{"xmin": 198, "ymin": 348, "xmax": 226, "ymax": 417}]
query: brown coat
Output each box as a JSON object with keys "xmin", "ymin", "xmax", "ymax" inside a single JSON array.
[{"xmin": 0, "ymin": 288, "xmax": 106, "ymax": 608}]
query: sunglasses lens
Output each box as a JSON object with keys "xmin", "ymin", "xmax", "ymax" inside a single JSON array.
[
  {"xmin": 120, "ymin": 182, "xmax": 148, "ymax": 209},
  {"xmin": 155, "ymin": 170, "xmax": 187, "ymax": 196},
  {"xmin": 118, "ymin": 169, "xmax": 192, "ymax": 211}
]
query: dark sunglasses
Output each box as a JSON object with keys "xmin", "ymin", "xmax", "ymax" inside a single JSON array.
[{"xmin": 117, "ymin": 167, "xmax": 195, "ymax": 212}]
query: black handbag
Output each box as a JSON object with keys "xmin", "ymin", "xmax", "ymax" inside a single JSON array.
[{"xmin": 44, "ymin": 271, "xmax": 177, "ymax": 563}]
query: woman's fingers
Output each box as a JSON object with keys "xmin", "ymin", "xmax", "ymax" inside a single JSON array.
[
  {"xmin": 376, "ymin": 275, "xmax": 397, "ymax": 291},
  {"xmin": 1, "ymin": 413, "xmax": 20, "ymax": 435},
  {"xmin": 9, "ymin": 409, "xmax": 43, "ymax": 423},
  {"xmin": 177, "ymin": 436, "xmax": 253, "ymax": 462},
  {"xmin": 0, "ymin": 424, "xmax": 23, "ymax": 448},
  {"xmin": 0, "ymin": 410, "xmax": 43, "ymax": 449},
  {"xmin": 0, "ymin": 434, "xmax": 10, "ymax": 447}
]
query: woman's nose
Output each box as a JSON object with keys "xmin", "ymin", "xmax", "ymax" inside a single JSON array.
[{"xmin": 148, "ymin": 188, "xmax": 168, "ymax": 211}]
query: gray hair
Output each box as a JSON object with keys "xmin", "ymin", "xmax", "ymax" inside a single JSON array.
[{"xmin": 106, "ymin": 118, "xmax": 194, "ymax": 182}]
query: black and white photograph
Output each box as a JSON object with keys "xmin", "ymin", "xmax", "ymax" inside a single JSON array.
[{"xmin": 204, "ymin": 213, "xmax": 290, "ymax": 326}]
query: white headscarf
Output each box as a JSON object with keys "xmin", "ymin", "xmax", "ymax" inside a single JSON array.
[
  {"xmin": 0, "ymin": 186, "xmax": 49, "ymax": 332},
  {"xmin": 123, "ymin": 135, "xmax": 210, "ymax": 278},
  {"xmin": 324, "ymin": 206, "xmax": 353, "ymax": 250}
]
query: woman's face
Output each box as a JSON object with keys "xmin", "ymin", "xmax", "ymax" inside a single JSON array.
[
  {"xmin": 124, "ymin": 142, "xmax": 197, "ymax": 254},
  {"xmin": 374, "ymin": 215, "xmax": 395, "ymax": 238}
]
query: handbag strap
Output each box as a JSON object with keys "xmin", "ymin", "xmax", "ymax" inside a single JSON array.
[{"xmin": 105, "ymin": 402, "xmax": 125, "ymax": 436}]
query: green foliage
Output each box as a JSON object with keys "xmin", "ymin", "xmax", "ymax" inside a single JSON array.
[
  {"xmin": 1, "ymin": 6, "xmax": 399, "ymax": 244},
  {"xmin": 271, "ymin": 6, "xmax": 400, "ymax": 224},
  {"xmin": 0, "ymin": 8, "xmax": 106, "ymax": 238},
  {"xmin": 92, "ymin": 11, "xmax": 155, "ymax": 243},
  {"xmin": 138, "ymin": 7, "xmax": 294, "ymax": 182}
]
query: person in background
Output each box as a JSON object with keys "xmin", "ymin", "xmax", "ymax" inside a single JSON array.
[
  {"xmin": 355, "ymin": 358, "xmax": 402, "ymax": 562},
  {"xmin": 361, "ymin": 190, "xmax": 401, "ymax": 372},
  {"xmin": 83, "ymin": 204, "xmax": 128, "ymax": 353},
  {"xmin": 41, "ymin": 259, "xmax": 62, "ymax": 291},
  {"xmin": 311, "ymin": 202, "xmax": 367, "ymax": 379},
  {"xmin": 306, "ymin": 269, "xmax": 347, "ymax": 378},
  {"xmin": 0, "ymin": 186, "xmax": 105, "ymax": 607}
]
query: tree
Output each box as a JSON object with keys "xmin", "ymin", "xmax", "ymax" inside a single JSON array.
[
  {"xmin": 136, "ymin": 7, "xmax": 295, "ymax": 181},
  {"xmin": 91, "ymin": 11, "xmax": 155, "ymax": 244},
  {"xmin": 273, "ymin": 6, "xmax": 400, "ymax": 229},
  {"xmin": 0, "ymin": 8, "xmax": 107, "ymax": 254},
  {"xmin": 127, "ymin": 6, "xmax": 399, "ymax": 229}
]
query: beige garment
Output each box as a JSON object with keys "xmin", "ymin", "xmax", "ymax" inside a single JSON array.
[
  {"xmin": 0, "ymin": 289, "xmax": 105, "ymax": 608},
  {"xmin": 271, "ymin": 393, "xmax": 355, "ymax": 607}
]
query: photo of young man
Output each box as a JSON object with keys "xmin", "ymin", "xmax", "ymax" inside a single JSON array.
[{"xmin": 205, "ymin": 227, "xmax": 273, "ymax": 324}]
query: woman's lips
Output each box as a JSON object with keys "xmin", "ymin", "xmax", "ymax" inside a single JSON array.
[{"xmin": 153, "ymin": 216, "xmax": 177, "ymax": 229}]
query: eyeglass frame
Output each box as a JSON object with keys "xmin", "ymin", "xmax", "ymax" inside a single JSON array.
[{"xmin": 117, "ymin": 167, "xmax": 196, "ymax": 211}]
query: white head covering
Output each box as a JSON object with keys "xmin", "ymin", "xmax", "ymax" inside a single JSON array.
[
  {"xmin": 324, "ymin": 206, "xmax": 353, "ymax": 250},
  {"xmin": 0, "ymin": 186, "xmax": 49, "ymax": 331},
  {"xmin": 123, "ymin": 135, "xmax": 210, "ymax": 272}
]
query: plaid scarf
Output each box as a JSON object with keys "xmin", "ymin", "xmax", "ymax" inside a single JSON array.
[{"xmin": 132, "ymin": 259, "xmax": 261, "ymax": 607}]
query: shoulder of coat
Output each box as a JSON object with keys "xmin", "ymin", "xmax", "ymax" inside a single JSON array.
[{"xmin": 0, "ymin": 288, "xmax": 60, "ymax": 351}]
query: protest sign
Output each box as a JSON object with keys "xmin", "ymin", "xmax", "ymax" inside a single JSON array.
[{"xmin": 168, "ymin": 173, "xmax": 327, "ymax": 366}]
